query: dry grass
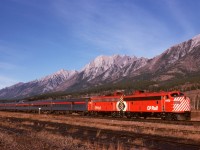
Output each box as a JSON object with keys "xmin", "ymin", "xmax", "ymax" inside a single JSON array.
[
  {"xmin": 0, "ymin": 123, "xmax": 91, "ymax": 150},
  {"xmin": 0, "ymin": 113, "xmax": 117, "ymax": 149},
  {"xmin": 0, "ymin": 111, "xmax": 200, "ymax": 149},
  {"xmin": 0, "ymin": 132, "xmax": 18, "ymax": 149}
]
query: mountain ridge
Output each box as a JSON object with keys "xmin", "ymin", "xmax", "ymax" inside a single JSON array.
[{"xmin": 1, "ymin": 34, "xmax": 200, "ymax": 99}]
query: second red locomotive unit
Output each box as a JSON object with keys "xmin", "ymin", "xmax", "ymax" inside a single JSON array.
[{"xmin": 0, "ymin": 90, "xmax": 191, "ymax": 121}]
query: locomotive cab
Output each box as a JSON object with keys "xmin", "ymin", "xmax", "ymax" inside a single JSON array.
[
  {"xmin": 113, "ymin": 91, "xmax": 124, "ymax": 96},
  {"xmin": 165, "ymin": 91, "xmax": 191, "ymax": 120}
]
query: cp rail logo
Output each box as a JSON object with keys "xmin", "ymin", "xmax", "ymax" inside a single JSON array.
[{"xmin": 116, "ymin": 96, "xmax": 127, "ymax": 111}]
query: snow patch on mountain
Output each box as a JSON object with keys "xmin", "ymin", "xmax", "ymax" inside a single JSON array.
[
  {"xmin": 38, "ymin": 69, "xmax": 78, "ymax": 92},
  {"xmin": 191, "ymin": 34, "xmax": 200, "ymax": 51},
  {"xmin": 81, "ymin": 55, "xmax": 147, "ymax": 81},
  {"xmin": 39, "ymin": 69, "xmax": 77, "ymax": 82},
  {"xmin": 164, "ymin": 35, "xmax": 200, "ymax": 65}
]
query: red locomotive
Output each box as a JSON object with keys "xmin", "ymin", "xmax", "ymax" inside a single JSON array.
[
  {"xmin": 88, "ymin": 90, "xmax": 191, "ymax": 120},
  {"xmin": 0, "ymin": 90, "xmax": 191, "ymax": 121}
]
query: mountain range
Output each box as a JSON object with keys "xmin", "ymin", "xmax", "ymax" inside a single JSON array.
[{"xmin": 1, "ymin": 34, "xmax": 200, "ymax": 100}]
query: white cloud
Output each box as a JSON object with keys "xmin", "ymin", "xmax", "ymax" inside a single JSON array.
[
  {"xmin": 53, "ymin": 1, "xmax": 172, "ymax": 57},
  {"xmin": 164, "ymin": 1, "xmax": 195, "ymax": 38}
]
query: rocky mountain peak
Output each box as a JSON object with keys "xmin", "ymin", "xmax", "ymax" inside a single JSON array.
[
  {"xmin": 191, "ymin": 34, "xmax": 200, "ymax": 49},
  {"xmin": 82, "ymin": 55, "xmax": 139, "ymax": 70},
  {"xmin": 160, "ymin": 35, "xmax": 200, "ymax": 65},
  {"xmin": 81, "ymin": 55, "xmax": 146, "ymax": 81},
  {"xmin": 192, "ymin": 34, "xmax": 200, "ymax": 40},
  {"xmin": 39, "ymin": 69, "xmax": 77, "ymax": 82}
]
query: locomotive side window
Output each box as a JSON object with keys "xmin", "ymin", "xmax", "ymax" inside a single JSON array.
[
  {"xmin": 124, "ymin": 96, "xmax": 162, "ymax": 101},
  {"xmin": 179, "ymin": 93, "xmax": 184, "ymax": 96}
]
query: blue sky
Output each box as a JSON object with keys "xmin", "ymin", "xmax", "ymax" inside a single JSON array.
[{"xmin": 0, "ymin": 0, "xmax": 200, "ymax": 89}]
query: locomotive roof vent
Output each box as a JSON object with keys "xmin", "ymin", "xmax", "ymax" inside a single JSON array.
[
  {"xmin": 133, "ymin": 90, "xmax": 145, "ymax": 95},
  {"xmin": 113, "ymin": 91, "xmax": 124, "ymax": 96}
]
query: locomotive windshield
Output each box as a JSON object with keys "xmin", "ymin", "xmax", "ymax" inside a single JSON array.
[
  {"xmin": 171, "ymin": 93, "xmax": 178, "ymax": 97},
  {"xmin": 170, "ymin": 92, "xmax": 184, "ymax": 97}
]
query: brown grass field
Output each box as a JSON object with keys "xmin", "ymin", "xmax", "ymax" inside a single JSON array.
[{"xmin": 0, "ymin": 111, "xmax": 200, "ymax": 150}]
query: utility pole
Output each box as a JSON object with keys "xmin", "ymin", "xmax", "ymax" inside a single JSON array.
[{"xmin": 38, "ymin": 108, "xmax": 41, "ymax": 114}]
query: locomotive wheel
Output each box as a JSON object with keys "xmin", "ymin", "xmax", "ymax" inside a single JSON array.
[
  {"xmin": 161, "ymin": 115, "xmax": 166, "ymax": 120},
  {"xmin": 126, "ymin": 112, "xmax": 132, "ymax": 119},
  {"xmin": 135, "ymin": 113, "xmax": 140, "ymax": 119},
  {"xmin": 172, "ymin": 114, "xmax": 177, "ymax": 121},
  {"xmin": 119, "ymin": 111, "xmax": 124, "ymax": 118},
  {"xmin": 94, "ymin": 112, "xmax": 98, "ymax": 117},
  {"xmin": 166, "ymin": 113, "xmax": 176, "ymax": 121},
  {"xmin": 165, "ymin": 113, "xmax": 171, "ymax": 120},
  {"xmin": 176, "ymin": 114, "xmax": 187, "ymax": 121},
  {"xmin": 185, "ymin": 115, "xmax": 191, "ymax": 121},
  {"xmin": 111, "ymin": 112, "xmax": 117, "ymax": 118},
  {"xmin": 81, "ymin": 111, "xmax": 86, "ymax": 116}
]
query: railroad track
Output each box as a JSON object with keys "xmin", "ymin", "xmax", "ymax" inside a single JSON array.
[
  {"xmin": 52, "ymin": 113, "xmax": 200, "ymax": 126},
  {"xmin": 1, "ymin": 110, "xmax": 200, "ymax": 126},
  {"xmin": 0, "ymin": 127, "xmax": 19, "ymax": 135}
]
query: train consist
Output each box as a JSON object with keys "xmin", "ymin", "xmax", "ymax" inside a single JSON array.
[{"xmin": 0, "ymin": 90, "xmax": 191, "ymax": 121}]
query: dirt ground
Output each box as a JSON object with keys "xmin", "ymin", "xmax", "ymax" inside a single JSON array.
[
  {"xmin": 191, "ymin": 111, "xmax": 200, "ymax": 121},
  {"xmin": 0, "ymin": 111, "xmax": 200, "ymax": 150}
]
